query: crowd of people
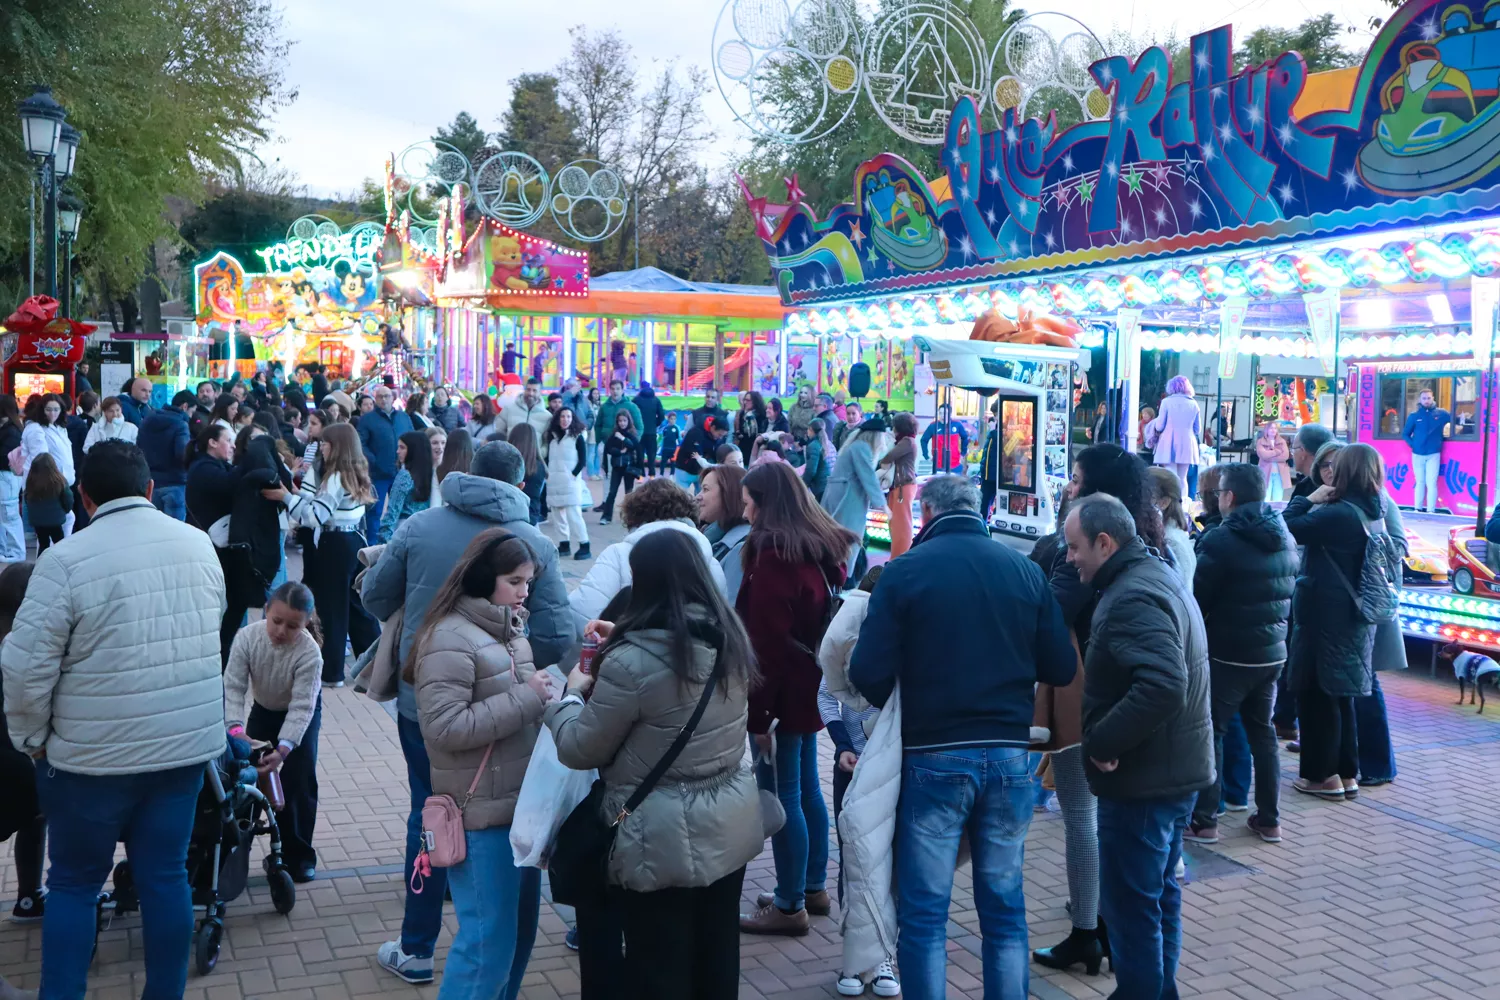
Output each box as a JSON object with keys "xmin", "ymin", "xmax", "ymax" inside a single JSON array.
[{"xmin": 0, "ymin": 360, "xmax": 1409, "ymax": 1000}]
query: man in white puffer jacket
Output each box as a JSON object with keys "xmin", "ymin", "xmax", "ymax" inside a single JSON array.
[
  {"xmin": 2, "ymin": 439, "xmax": 226, "ymax": 999},
  {"xmin": 568, "ymin": 478, "xmax": 726, "ymax": 630}
]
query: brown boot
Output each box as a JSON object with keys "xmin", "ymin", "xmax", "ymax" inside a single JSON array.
[
  {"xmin": 739, "ymin": 902, "xmax": 810, "ymax": 936},
  {"xmin": 756, "ymin": 889, "xmax": 831, "ymax": 916}
]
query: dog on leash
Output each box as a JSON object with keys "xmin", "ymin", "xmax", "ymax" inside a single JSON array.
[{"xmin": 1442, "ymin": 643, "xmax": 1500, "ymax": 713}]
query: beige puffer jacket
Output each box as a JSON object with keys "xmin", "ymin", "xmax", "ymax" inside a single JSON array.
[
  {"xmin": 544, "ymin": 621, "xmax": 762, "ymax": 892},
  {"xmin": 413, "ymin": 598, "xmax": 543, "ymax": 830}
]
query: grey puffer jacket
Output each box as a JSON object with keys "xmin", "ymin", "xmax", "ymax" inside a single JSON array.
[
  {"xmin": 414, "ymin": 598, "xmax": 542, "ymax": 830},
  {"xmin": 544, "ymin": 621, "xmax": 761, "ymax": 893},
  {"xmin": 362, "ymin": 472, "xmax": 572, "ymax": 720},
  {"xmin": 1081, "ymin": 537, "xmax": 1213, "ymax": 801}
]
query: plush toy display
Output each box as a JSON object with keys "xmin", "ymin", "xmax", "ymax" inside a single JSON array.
[{"xmin": 969, "ymin": 308, "xmax": 1079, "ymax": 348}]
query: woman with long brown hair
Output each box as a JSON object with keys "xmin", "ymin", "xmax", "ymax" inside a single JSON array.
[
  {"xmin": 878, "ymin": 412, "xmax": 919, "ymax": 557},
  {"xmin": 285, "ymin": 422, "xmax": 378, "ymax": 685},
  {"xmin": 467, "ymin": 393, "xmax": 502, "ymax": 444},
  {"xmin": 407, "ymin": 528, "xmax": 555, "ymax": 1000},
  {"xmin": 698, "ymin": 463, "xmax": 749, "ymax": 601},
  {"xmin": 736, "ymin": 462, "xmax": 857, "ymax": 936},
  {"xmin": 507, "ymin": 423, "xmax": 548, "ymax": 525},
  {"xmin": 1283, "ymin": 442, "xmax": 1392, "ymax": 800},
  {"xmin": 437, "ymin": 428, "xmax": 475, "ymax": 483}
]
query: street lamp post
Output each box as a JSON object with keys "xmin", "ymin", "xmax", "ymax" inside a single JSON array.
[
  {"xmin": 58, "ymin": 192, "xmax": 82, "ymax": 318},
  {"xmin": 17, "ymin": 86, "xmax": 80, "ymax": 302}
]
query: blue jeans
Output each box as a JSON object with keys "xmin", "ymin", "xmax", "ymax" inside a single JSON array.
[
  {"xmin": 759, "ymin": 732, "xmax": 828, "ymax": 911},
  {"xmin": 1357, "ymin": 673, "xmax": 1398, "ymax": 783},
  {"xmin": 588, "ymin": 440, "xmax": 603, "ymax": 477},
  {"xmin": 37, "ymin": 763, "xmax": 202, "ymax": 1000},
  {"xmin": 1220, "ymin": 712, "xmax": 1252, "ymax": 808},
  {"xmin": 896, "ymin": 747, "xmax": 1032, "ymax": 1000},
  {"xmin": 673, "ymin": 468, "xmax": 698, "ymax": 493},
  {"xmin": 152, "ymin": 483, "xmax": 186, "ymax": 522},
  {"xmin": 398, "ymin": 713, "xmax": 447, "ymax": 958},
  {"xmin": 439, "ymin": 827, "xmax": 541, "ymax": 1000},
  {"xmin": 369, "ymin": 477, "xmax": 392, "ymax": 539},
  {"xmin": 1097, "ymin": 794, "xmax": 1195, "ymax": 1000}
]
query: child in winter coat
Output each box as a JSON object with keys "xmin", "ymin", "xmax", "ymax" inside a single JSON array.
[
  {"xmin": 816, "ymin": 565, "xmax": 900, "ymax": 999},
  {"xmin": 658, "ymin": 411, "xmax": 681, "ymax": 469},
  {"xmin": 0, "ymin": 562, "xmax": 44, "ymax": 929},
  {"xmin": 23, "ymin": 452, "xmax": 72, "ymax": 553}
]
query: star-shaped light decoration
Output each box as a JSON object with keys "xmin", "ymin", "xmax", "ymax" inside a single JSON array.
[
  {"xmin": 1341, "ymin": 168, "xmax": 1360, "ymax": 193},
  {"xmin": 1275, "ymin": 121, "xmax": 1295, "ymax": 147},
  {"xmin": 987, "ymin": 165, "xmax": 1001, "ymax": 184},
  {"xmin": 1121, "ymin": 216, "xmax": 1134, "ymax": 237},
  {"xmin": 1097, "ymin": 63, "xmax": 1114, "ymax": 85},
  {"xmin": 1194, "ymin": 47, "xmax": 1210, "ymax": 70},
  {"xmin": 1218, "ymin": 123, "xmax": 1234, "ymax": 143},
  {"xmin": 958, "ymin": 183, "xmax": 971, "ymax": 202},
  {"xmin": 554, "ymin": 277, "xmax": 565, "ymax": 289},
  {"xmin": 1247, "ymin": 104, "xmax": 1263, "ymax": 126},
  {"xmin": 1105, "ymin": 162, "xmax": 1118, "ymax": 179},
  {"xmin": 1418, "ymin": 15, "xmax": 1438, "ymax": 39},
  {"xmin": 1124, "ymin": 165, "xmax": 1144, "ymax": 195},
  {"xmin": 1062, "ymin": 152, "xmax": 1075, "ymax": 173},
  {"xmin": 866, "ymin": 246, "xmax": 879, "ymax": 266},
  {"xmin": 780, "ymin": 239, "xmax": 791, "ymax": 255},
  {"xmin": 1007, "ymin": 239, "xmax": 1021, "ymax": 256},
  {"xmin": 848, "ymin": 220, "xmax": 865, "ymax": 248},
  {"xmin": 784, "ymin": 174, "xmax": 807, "ymax": 205},
  {"xmin": 1201, "ymin": 143, "xmax": 1217, "ymax": 163},
  {"xmin": 1017, "ymin": 198, "xmax": 1030, "ymax": 217},
  {"xmin": 1044, "ymin": 231, "xmax": 1057, "ymax": 249},
  {"xmin": 958, "ymin": 234, "xmax": 976, "ymax": 261},
  {"xmin": 1152, "ymin": 205, "xmax": 1168, "ymax": 228},
  {"xmin": 800, "ymin": 230, "xmax": 810, "ymax": 248},
  {"xmin": 1276, "ymin": 180, "xmax": 1296, "ymax": 205},
  {"xmin": 1149, "ymin": 161, "xmax": 1171, "ymax": 187},
  {"xmin": 1189, "ymin": 198, "xmax": 1204, "ymax": 219},
  {"xmin": 1004, "ymin": 124, "xmax": 1019, "ymax": 145},
  {"xmin": 1077, "ymin": 177, "xmax": 1096, "ymax": 203},
  {"xmin": 984, "ymin": 206, "xmax": 998, "ymax": 226},
  {"xmin": 1055, "ymin": 184, "xmax": 1073, "ymax": 208}
]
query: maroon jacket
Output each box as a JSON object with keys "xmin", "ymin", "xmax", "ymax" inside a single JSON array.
[{"xmin": 737, "ymin": 546, "xmax": 842, "ymax": 735}]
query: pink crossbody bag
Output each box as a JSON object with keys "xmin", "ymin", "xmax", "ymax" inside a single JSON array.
[{"xmin": 413, "ymin": 743, "xmax": 492, "ymax": 891}]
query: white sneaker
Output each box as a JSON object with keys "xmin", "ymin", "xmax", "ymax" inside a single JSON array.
[
  {"xmin": 836, "ymin": 973, "xmax": 866, "ymax": 996},
  {"xmin": 872, "ymin": 960, "xmax": 901, "ymax": 997},
  {"xmin": 376, "ymin": 941, "xmax": 434, "ymax": 984},
  {"xmin": 1174, "ymin": 856, "xmax": 1187, "ymax": 879}
]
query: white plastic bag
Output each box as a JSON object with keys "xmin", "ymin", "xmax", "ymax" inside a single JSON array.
[{"xmin": 510, "ymin": 727, "xmax": 596, "ymax": 868}]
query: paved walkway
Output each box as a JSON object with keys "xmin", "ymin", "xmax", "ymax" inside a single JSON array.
[{"xmin": 4, "ymin": 497, "xmax": 1500, "ymax": 997}]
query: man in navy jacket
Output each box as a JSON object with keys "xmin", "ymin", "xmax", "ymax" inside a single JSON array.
[
  {"xmin": 137, "ymin": 391, "xmax": 194, "ymax": 521},
  {"xmin": 357, "ymin": 386, "xmax": 413, "ymax": 537},
  {"xmin": 1401, "ymin": 389, "xmax": 1451, "ymax": 513},
  {"xmin": 850, "ymin": 474, "xmax": 1074, "ymax": 999}
]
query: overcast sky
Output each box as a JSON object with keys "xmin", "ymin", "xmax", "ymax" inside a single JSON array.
[{"xmin": 259, "ymin": 0, "xmax": 1393, "ymax": 198}]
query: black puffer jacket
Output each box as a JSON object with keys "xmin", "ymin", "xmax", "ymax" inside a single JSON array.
[
  {"xmin": 1081, "ymin": 537, "xmax": 1213, "ymax": 801},
  {"xmin": 1193, "ymin": 501, "xmax": 1297, "ymax": 666},
  {"xmin": 1283, "ymin": 491, "xmax": 1382, "ymax": 698}
]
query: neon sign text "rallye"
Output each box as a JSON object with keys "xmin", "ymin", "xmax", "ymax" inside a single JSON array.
[{"xmin": 255, "ymin": 230, "xmax": 381, "ymax": 273}]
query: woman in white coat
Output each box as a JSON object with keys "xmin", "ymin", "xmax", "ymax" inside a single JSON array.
[
  {"xmin": 569, "ymin": 478, "xmax": 726, "ymax": 630},
  {"xmin": 20, "ymin": 394, "xmax": 75, "ymax": 536},
  {"xmin": 83, "ymin": 396, "xmax": 139, "ymax": 452},
  {"xmin": 543, "ymin": 406, "xmax": 591, "ymax": 561}
]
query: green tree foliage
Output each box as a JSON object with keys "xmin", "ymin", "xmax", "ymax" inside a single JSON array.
[
  {"xmin": 434, "ymin": 111, "xmax": 490, "ymax": 165},
  {"xmin": 498, "ymin": 74, "xmax": 581, "ymax": 171},
  {"xmin": 0, "ymin": 0, "xmax": 291, "ymax": 313},
  {"xmin": 1235, "ymin": 14, "xmax": 1357, "ymax": 72}
]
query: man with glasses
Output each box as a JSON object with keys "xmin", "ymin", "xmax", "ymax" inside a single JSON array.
[{"xmin": 1289, "ymin": 423, "xmax": 1333, "ymax": 500}]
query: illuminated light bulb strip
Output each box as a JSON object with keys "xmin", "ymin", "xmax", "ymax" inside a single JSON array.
[
  {"xmin": 787, "ymin": 228, "xmax": 1500, "ymax": 338},
  {"xmin": 1399, "ymin": 589, "xmax": 1500, "ymax": 619},
  {"xmin": 1396, "ymin": 603, "xmax": 1500, "ymax": 630},
  {"xmin": 1402, "ymin": 614, "xmax": 1500, "ymax": 650}
]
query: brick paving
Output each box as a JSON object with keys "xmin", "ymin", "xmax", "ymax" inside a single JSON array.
[{"xmin": 6, "ymin": 495, "xmax": 1500, "ymax": 997}]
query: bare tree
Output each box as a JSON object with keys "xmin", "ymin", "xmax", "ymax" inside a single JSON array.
[{"xmin": 558, "ymin": 26, "xmax": 635, "ymax": 162}]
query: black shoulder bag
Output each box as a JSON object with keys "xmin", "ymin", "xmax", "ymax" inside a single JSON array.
[{"xmin": 548, "ymin": 657, "xmax": 722, "ymax": 908}]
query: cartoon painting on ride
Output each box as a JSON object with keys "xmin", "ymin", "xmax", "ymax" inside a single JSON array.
[
  {"xmin": 748, "ymin": 0, "xmax": 1500, "ymax": 304},
  {"xmin": 194, "ymin": 234, "xmax": 387, "ymax": 371}
]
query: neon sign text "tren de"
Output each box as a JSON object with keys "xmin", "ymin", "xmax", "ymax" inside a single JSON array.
[{"xmin": 255, "ymin": 231, "xmax": 380, "ymax": 273}]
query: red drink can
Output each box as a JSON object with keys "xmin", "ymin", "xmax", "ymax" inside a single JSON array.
[{"xmin": 579, "ymin": 636, "xmax": 600, "ymax": 675}]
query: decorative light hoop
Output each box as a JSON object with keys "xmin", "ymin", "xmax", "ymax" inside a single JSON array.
[
  {"xmin": 711, "ymin": 0, "xmax": 862, "ymax": 145},
  {"xmin": 473, "ymin": 151, "xmax": 551, "ymax": 229},
  {"xmin": 550, "ymin": 160, "xmax": 629, "ymax": 243},
  {"xmin": 863, "ymin": 0, "xmax": 989, "ymax": 145},
  {"xmin": 988, "ymin": 13, "xmax": 1109, "ymax": 129},
  {"xmin": 393, "ymin": 140, "xmax": 472, "ymax": 226},
  {"xmin": 288, "ymin": 215, "xmax": 340, "ymax": 242}
]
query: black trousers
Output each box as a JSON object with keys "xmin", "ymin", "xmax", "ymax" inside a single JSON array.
[
  {"xmin": 980, "ymin": 484, "xmax": 996, "ymax": 521},
  {"xmin": 1192, "ymin": 662, "xmax": 1281, "ymax": 827},
  {"xmin": 576, "ymin": 894, "xmax": 626, "ymax": 999},
  {"xmin": 639, "ymin": 433, "xmax": 658, "ymax": 476},
  {"xmin": 247, "ymin": 699, "xmax": 321, "ymax": 870},
  {"xmin": 310, "ymin": 530, "xmax": 378, "ymax": 683},
  {"xmin": 1299, "ymin": 685, "xmax": 1358, "ymax": 782},
  {"xmin": 602, "ymin": 467, "xmax": 636, "ymax": 515},
  {"xmin": 616, "ymin": 865, "xmax": 745, "ymax": 1000},
  {"xmin": 832, "ymin": 764, "xmax": 852, "ymax": 905},
  {"xmin": 34, "ymin": 523, "xmax": 63, "ymax": 552}
]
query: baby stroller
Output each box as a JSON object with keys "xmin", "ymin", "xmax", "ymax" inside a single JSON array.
[{"xmin": 99, "ymin": 740, "xmax": 297, "ymax": 974}]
